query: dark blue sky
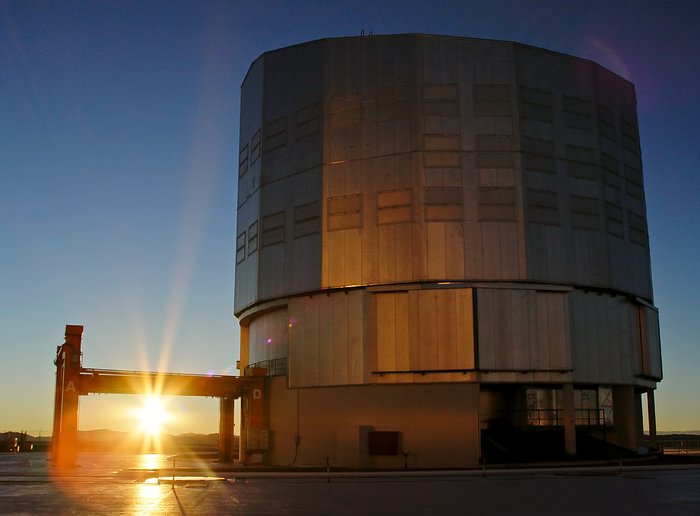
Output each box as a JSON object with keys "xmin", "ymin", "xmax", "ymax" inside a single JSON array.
[{"xmin": 1, "ymin": 0, "xmax": 699, "ymax": 433}]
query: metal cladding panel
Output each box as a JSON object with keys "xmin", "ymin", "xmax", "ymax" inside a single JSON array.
[
  {"xmin": 259, "ymin": 44, "xmax": 324, "ymax": 301},
  {"xmin": 640, "ymin": 305, "xmax": 663, "ymax": 381},
  {"xmin": 320, "ymin": 36, "xmax": 530, "ymax": 290},
  {"xmin": 287, "ymin": 290, "xmax": 367, "ymax": 388},
  {"xmin": 240, "ymin": 59, "xmax": 265, "ymax": 149},
  {"xmin": 235, "ymin": 59, "xmax": 264, "ymax": 313},
  {"xmin": 375, "ymin": 288, "xmax": 475, "ymax": 378},
  {"xmin": 322, "ymin": 36, "xmax": 422, "ymax": 289},
  {"xmin": 257, "ymin": 167, "xmax": 323, "ymax": 300},
  {"xmin": 476, "ymin": 288, "xmax": 570, "ymax": 372},
  {"xmin": 515, "ymin": 44, "xmax": 653, "ymax": 301},
  {"xmin": 235, "ymin": 194, "xmax": 260, "ymax": 312},
  {"xmin": 262, "ymin": 43, "xmax": 324, "ymax": 121},
  {"xmin": 569, "ymin": 290, "xmax": 640, "ymax": 384},
  {"xmin": 235, "ymin": 42, "xmax": 326, "ymax": 313},
  {"xmin": 248, "ymin": 308, "xmax": 289, "ymax": 365}
]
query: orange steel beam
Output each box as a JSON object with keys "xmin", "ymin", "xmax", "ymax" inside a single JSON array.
[{"xmin": 77, "ymin": 369, "xmax": 253, "ymax": 397}]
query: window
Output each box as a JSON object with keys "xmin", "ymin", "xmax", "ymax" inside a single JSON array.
[
  {"xmin": 262, "ymin": 211, "xmax": 285, "ymax": 246},
  {"xmin": 328, "ymin": 194, "xmax": 362, "ymax": 230},
  {"xmin": 247, "ymin": 221, "xmax": 258, "ymax": 255},
  {"xmin": 235, "ymin": 231, "xmax": 246, "ymax": 264}
]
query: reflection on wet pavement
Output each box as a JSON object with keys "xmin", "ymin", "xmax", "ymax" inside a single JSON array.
[{"xmin": 0, "ymin": 453, "xmax": 698, "ymax": 515}]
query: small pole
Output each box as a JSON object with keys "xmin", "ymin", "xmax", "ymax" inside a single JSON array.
[
  {"xmin": 326, "ymin": 457, "xmax": 330, "ymax": 483},
  {"xmin": 172, "ymin": 455, "xmax": 175, "ymax": 489}
]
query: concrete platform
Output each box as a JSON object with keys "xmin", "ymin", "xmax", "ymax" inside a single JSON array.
[{"xmin": 1, "ymin": 453, "xmax": 699, "ymax": 515}]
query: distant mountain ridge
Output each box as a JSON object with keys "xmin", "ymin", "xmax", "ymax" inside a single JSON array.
[
  {"xmin": 2, "ymin": 430, "xmax": 235, "ymax": 453},
  {"xmin": 76, "ymin": 429, "xmax": 227, "ymax": 452}
]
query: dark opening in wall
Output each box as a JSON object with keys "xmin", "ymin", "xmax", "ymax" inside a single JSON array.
[{"xmin": 368, "ymin": 431, "xmax": 401, "ymax": 455}]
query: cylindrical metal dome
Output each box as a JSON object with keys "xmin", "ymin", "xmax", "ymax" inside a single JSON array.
[{"xmin": 234, "ymin": 35, "xmax": 661, "ymax": 468}]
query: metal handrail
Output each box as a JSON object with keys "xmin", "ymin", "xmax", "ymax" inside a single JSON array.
[
  {"xmin": 244, "ymin": 358, "xmax": 287, "ymax": 377},
  {"xmin": 483, "ymin": 408, "xmax": 608, "ymax": 427},
  {"xmin": 81, "ymin": 367, "xmax": 236, "ymax": 379},
  {"xmin": 658, "ymin": 439, "xmax": 700, "ymax": 454}
]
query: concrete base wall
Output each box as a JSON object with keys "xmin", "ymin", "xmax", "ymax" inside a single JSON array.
[{"xmin": 265, "ymin": 377, "xmax": 481, "ymax": 469}]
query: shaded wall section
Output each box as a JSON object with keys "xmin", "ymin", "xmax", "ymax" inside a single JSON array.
[{"xmin": 266, "ymin": 377, "xmax": 481, "ymax": 469}]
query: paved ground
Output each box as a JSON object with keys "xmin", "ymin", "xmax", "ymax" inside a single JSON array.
[{"xmin": 1, "ymin": 453, "xmax": 699, "ymax": 515}]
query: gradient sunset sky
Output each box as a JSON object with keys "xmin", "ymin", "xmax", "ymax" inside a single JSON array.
[{"xmin": 1, "ymin": 0, "xmax": 699, "ymax": 435}]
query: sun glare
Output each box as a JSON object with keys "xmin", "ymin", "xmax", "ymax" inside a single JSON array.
[{"xmin": 135, "ymin": 396, "xmax": 172, "ymax": 436}]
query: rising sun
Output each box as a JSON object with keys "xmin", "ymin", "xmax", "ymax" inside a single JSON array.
[{"xmin": 135, "ymin": 395, "xmax": 172, "ymax": 436}]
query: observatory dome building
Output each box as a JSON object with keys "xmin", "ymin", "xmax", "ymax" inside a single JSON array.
[{"xmin": 234, "ymin": 34, "xmax": 661, "ymax": 468}]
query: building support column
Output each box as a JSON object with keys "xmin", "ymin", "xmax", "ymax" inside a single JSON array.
[
  {"xmin": 562, "ymin": 383, "xmax": 577, "ymax": 456},
  {"xmin": 646, "ymin": 389, "xmax": 657, "ymax": 449},
  {"xmin": 242, "ymin": 368, "xmax": 267, "ymax": 465},
  {"xmin": 609, "ymin": 385, "xmax": 639, "ymax": 450},
  {"xmin": 219, "ymin": 397, "xmax": 236, "ymax": 462}
]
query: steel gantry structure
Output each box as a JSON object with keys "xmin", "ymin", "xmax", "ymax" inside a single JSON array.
[{"xmin": 52, "ymin": 325, "xmax": 266, "ymax": 467}]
